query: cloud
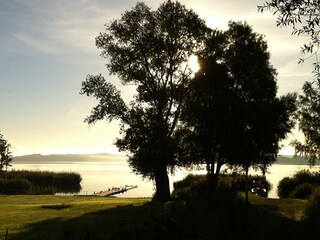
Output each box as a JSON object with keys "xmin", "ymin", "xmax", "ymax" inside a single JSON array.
[
  {"xmin": 3, "ymin": 1, "xmax": 127, "ymax": 56},
  {"xmin": 14, "ymin": 32, "xmax": 66, "ymax": 55}
]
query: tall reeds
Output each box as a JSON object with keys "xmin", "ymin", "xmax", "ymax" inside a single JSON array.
[{"xmin": 0, "ymin": 170, "xmax": 82, "ymax": 194}]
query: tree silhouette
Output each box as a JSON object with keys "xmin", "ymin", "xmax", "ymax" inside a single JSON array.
[
  {"xmin": 258, "ymin": 0, "xmax": 320, "ymax": 75},
  {"xmin": 291, "ymin": 81, "xmax": 320, "ymax": 164},
  {"xmin": 0, "ymin": 132, "xmax": 12, "ymax": 172},
  {"xmin": 258, "ymin": 1, "xmax": 320, "ymax": 164},
  {"xmin": 223, "ymin": 22, "xmax": 296, "ymax": 202},
  {"xmin": 179, "ymin": 22, "xmax": 296, "ymax": 201},
  {"xmin": 80, "ymin": 1, "xmax": 207, "ymax": 201},
  {"xmin": 177, "ymin": 29, "xmax": 233, "ymax": 190}
]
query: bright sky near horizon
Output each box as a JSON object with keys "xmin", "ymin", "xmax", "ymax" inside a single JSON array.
[{"xmin": 0, "ymin": 0, "xmax": 310, "ymax": 156}]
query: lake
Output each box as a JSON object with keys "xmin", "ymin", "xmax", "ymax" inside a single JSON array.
[{"xmin": 11, "ymin": 154, "xmax": 320, "ymax": 199}]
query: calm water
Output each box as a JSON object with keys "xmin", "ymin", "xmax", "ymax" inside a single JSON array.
[{"xmin": 11, "ymin": 158, "xmax": 320, "ymax": 199}]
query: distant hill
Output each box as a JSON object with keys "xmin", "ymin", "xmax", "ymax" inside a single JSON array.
[
  {"xmin": 277, "ymin": 155, "xmax": 320, "ymax": 165},
  {"xmin": 12, "ymin": 153, "xmax": 126, "ymax": 164},
  {"xmin": 11, "ymin": 153, "xmax": 319, "ymax": 166}
]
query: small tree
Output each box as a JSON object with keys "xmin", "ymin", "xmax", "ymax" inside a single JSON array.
[{"xmin": 0, "ymin": 133, "xmax": 12, "ymax": 172}]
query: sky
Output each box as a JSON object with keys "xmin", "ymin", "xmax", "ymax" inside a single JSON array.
[{"xmin": 0, "ymin": 0, "xmax": 312, "ymax": 156}]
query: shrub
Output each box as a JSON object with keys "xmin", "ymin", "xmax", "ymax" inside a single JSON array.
[
  {"xmin": 172, "ymin": 174, "xmax": 208, "ymax": 200},
  {"xmin": 172, "ymin": 174, "xmax": 244, "ymax": 203},
  {"xmin": 278, "ymin": 170, "xmax": 320, "ymax": 199},
  {"xmin": 294, "ymin": 170, "xmax": 315, "ymax": 185},
  {"xmin": 278, "ymin": 177, "xmax": 298, "ymax": 198},
  {"xmin": 227, "ymin": 174, "xmax": 271, "ymax": 194},
  {"xmin": 290, "ymin": 183, "xmax": 314, "ymax": 199},
  {"xmin": 303, "ymin": 187, "xmax": 320, "ymax": 222}
]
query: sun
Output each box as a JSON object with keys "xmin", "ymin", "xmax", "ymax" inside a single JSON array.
[{"xmin": 188, "ymin": 55, "xmax": 200, "ymax": 73}]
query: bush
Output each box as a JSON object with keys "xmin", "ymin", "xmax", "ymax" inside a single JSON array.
[
  {"xmin": 290, "ymin": 183, "xmax": 314, "ymax": 199},
  {"xmin": 227, "ymin": 174, "xmax": 271, "ymax": 194},
  {"xmin": 278, "ymin": 170, "xmax": 320, "ymax": 199},
  {"xmin": 172, "ymin": 174, "xmax": 208, "ymax": 200},
  {"xmin": 277, "ymin": 177, "xmax": 297, "ymax": 198},
  {"xmin": 172, "ymin": 174, "xmax": 244, "ymax": 203},
  {"xmin": 294, "ymin": 170, "xmax": 315, "ymax": 185},
  {"xmin": 303, "ymin": 187, "xmax": 320, "ymax": 222}
]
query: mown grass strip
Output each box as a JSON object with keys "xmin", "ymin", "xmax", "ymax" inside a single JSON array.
[{"xmin": 0, "ymin": 195, "xmax": 151, "ymax": 239}]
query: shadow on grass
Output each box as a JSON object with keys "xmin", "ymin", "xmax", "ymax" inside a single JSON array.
[
  {"xmin": 7, "ymin": 199, "xmax": 319, "ymax": 240},
  {"xmin": 41, "ymin": 204, "xmax": 73, "ymax": 210},
  {"xmin": 8, "ymin": 201, "xmax": 192, "ymax": 240}
]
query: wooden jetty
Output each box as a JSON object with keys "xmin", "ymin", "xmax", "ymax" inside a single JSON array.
[{"xmin": 93, "ymin": 185, "xmax": 138, "ymax": 197}]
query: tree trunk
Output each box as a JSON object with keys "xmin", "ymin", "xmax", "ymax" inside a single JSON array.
[
  {"xmin": 245, "ymin": 166, "xmax": 249, "ymax": 204},
  {"xmin": 206, "ymin": 161, "xmax": 214, "ymax": 188},
  {"xmin": 206, "ymin": 160, "xmax": 222, "ymax": 195},
  {"xmin": 153, "ymin": 163, "xmax": 170, "ymax": 202},
  {"xmin": 211, "ymin": 161, "xmax": 222, "ymax": 191}
]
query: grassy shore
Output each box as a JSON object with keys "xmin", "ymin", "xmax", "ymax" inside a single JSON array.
[
  {"xmin": 0, "ymin": 196, "xmax": 154, "ymax": 239},
  {"xmin": 0, "ymin": 194, "xmax": 309, "ymax": 240}
]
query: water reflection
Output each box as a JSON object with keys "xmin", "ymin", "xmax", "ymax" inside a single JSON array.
[
  {"xmin": 11, "ymin": 161, "xmax": 320, "ymax": 199},
  {"xmin": 265, "ymin": 165, "xmax": 320, "ymax": 198}
]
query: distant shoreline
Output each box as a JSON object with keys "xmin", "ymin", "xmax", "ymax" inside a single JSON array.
[
  {"xmin": 277, "ymin": 155, "xmax": 320, "ymax": 166},
  {"xmin": 12, "ymin": 153, "xmax": 126, "ymax": 164},
  {"xmin": 10, "ymin": 153, "xmax": 320, "ymax": 166}
]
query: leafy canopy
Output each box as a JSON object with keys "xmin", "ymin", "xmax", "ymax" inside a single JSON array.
[
  {"xmin": 258, "ymin": 0, "xmax": 320, "ymax": 74},
  {"xmin": 80, "ymin": 1, "xmax": 207, "ymax": 200},
  {"xmin": 258, "ymin": 0, "xmax": 320, "ymax": 163},
  {"xmin": 180, "ymin": 21, "xmax": 296, "ymax": 175}
]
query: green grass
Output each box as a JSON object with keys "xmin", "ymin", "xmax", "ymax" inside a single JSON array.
[
  {"xmin": 0, "ymin": 195, "xmax": 153, "ymax": 240},
  {"xmin": 0, "ymin": 194, "xmax": 311, "ymax": 240},
  {"xmin": 249, "ymin": 194, "xmax": 306, "ymax": 220}
]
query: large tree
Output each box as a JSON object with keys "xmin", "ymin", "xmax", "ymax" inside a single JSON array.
[
  {"xmin": 0, "ymin": 132, "xmax": 12, "ymax": 172},
  {"xmin": 223, "ymin": 22, "xmax": 296, "ymax": 201},
  {"xmin": 80, "ymin": 1, "xmax": 207, "ymax": 201},
  {"xmin": 177, "ymin": 29, "xmax": 233, "ymax": 189},
  {"xmin": 179, "ymin": 22, "xmax": 296, "ymax": 201},
  {"xmin": 258, "ymin": 0, "xmax": 320, "ymax": 163}
]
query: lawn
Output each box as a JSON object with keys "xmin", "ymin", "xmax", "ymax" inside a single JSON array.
[
  {"xmin": 0, "ymin": 195, "xmax": 154, "ymax": 240},
  {"xmin": 249, "ymin": 194, "xmax": 306, "ymax": 220},
  {"xmin": 0, "ymin": 194, "xmax": 309, "ymax": 240}
]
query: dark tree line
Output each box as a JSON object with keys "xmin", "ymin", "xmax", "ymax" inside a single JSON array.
[{"xmin": 81, "ymin": 1, "xmax": 296, "ymax": 201}]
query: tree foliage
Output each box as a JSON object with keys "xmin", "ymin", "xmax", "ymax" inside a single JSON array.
[
  {"xmin": 291, "ymin": 80, "xmax": 320, "ymax": 164},
  {"xmin": 81, "ymin": 1, "xmax": 297, "ymax": 201},
  {"xmin": 0, "ymin": 132, "xmax": 12, "ymax": 172},
  {"xmin": 258, "ymin": 1, "xmax": 320, "ymax": 164},
  {"xmin": 179, "ymin": 22, "xmax": 296, "ymax": 199},
  {"xmin": 258, "ymin": 0, "xmax": 320, "ymax": 74},
  {"xmin": 80, "ymin": 1, "xmax": 207, "ymax": 201}
]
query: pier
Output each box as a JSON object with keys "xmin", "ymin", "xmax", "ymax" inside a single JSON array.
[{"xmin": 93, "ymin": 185, "xmax": 138, "ymax": 197}]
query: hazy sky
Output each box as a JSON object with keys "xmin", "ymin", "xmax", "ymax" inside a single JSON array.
[{"xmin": 0, "ymin": 0, "xmax": 311, "ymax": 156}]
